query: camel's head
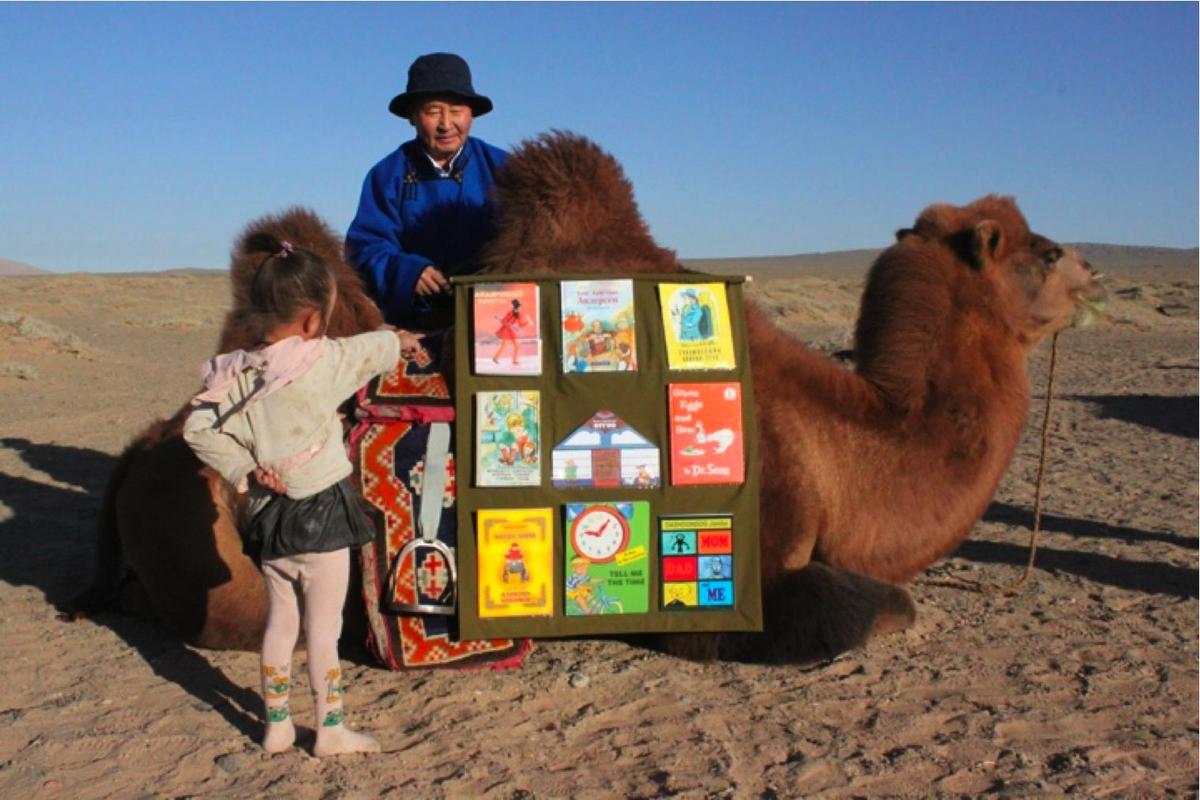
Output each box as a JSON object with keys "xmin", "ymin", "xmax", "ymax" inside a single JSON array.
[
  {"xmin": 478, "ymin": 131, "xmax": 681, "ymax": 277},
  {"xmin": 855, "ymin": 196, "xmax": 1109, "ymax": 410},
  {"xmin": 884, "ymin": 196, "xmax": 1106, "ymax": 348},
  {"xmin": 219, "ymin": 207, "xmax": 382, "ymax": 353},
  {"xmin": 949, "ymin": 209, "xmax": 1107, "ymax": 346},
  {"xmin": 1018, "ymin": 236, "xmax": 1107, "ymax": 336}
]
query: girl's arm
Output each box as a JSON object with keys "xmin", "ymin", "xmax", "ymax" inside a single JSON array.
[
  {"xmin": 182, "ymin": 404, "xmax": 258, "ymax": 493},
  {"xmin": 325, "ymin": 329, "xmax": 406, "ymax": 403}
]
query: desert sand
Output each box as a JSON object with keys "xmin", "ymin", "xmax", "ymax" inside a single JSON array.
[{"xmin": 0, "ymin": 260, "xmax": 1195, "ymax": 798}]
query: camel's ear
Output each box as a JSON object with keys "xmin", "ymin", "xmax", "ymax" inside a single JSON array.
[
  {"xmin": 895, "ymin": 227, "xmax": 917, "ymax": 242},
  {"xmin": 970, "ymin": 220, "xmax": 1004, "ymax": 270}
]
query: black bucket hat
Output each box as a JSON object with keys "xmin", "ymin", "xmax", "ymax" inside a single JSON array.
[{"xmin": 388, "ymin": 53, "xmax": 493, "ymax": 119}]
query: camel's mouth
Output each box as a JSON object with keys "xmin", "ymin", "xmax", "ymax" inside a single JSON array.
[{"xmin": 1071, "ymin": 283, "xmax": 1108, "ymax": 329}]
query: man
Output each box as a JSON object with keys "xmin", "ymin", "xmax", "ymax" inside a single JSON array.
[{"xmin": 346, "ymin": 53, "xmax": 508, "ymax": 328}]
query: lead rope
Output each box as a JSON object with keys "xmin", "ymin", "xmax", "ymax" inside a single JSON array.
[
  {"xmin": 922, "ymin": 331, "xmax": 1059, "ymax": 595},
  {"xmin": 1000, "ymin": 330, "xmax": 1058, "ymax": 592}
]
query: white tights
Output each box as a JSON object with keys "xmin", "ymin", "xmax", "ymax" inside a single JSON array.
[{"xmin": 259, "ymin": 548, "xmax": 379, "ymax": 756}]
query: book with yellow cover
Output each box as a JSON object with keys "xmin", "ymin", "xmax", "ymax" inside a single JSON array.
[
  {"xmin": 657, "ymin": 283, "xmax": 737, "ymax": 370},
  {"xmin": 476, "ymin": 507, "xmax": 554, "ymax": 618}
]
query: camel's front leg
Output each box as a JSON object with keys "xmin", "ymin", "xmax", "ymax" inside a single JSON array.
[{"xmin": 658, "ymin": 562, "xmax": 916, "ymax": 664}]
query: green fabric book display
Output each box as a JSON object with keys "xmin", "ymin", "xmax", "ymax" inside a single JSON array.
[{"xmin": 453, "ymin": 274, "xmax": 762, "ymax": 639}]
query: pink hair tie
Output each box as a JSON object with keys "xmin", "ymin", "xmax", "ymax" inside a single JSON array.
[{"xmin": 278, "ymin": 241, "xmax": 294, "ymax": 258}]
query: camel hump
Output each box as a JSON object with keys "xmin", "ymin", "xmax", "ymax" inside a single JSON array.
[
  {"xmin": 221, "ymin": 207, "xmax": 381, "ymax": 351},
  {"xmin": 480, "ymin": 131, "xmax": 680, "ymax": 277},
  {"xmin": 230, "ymin": 207, "xmax": 346, "ymax": 303}
]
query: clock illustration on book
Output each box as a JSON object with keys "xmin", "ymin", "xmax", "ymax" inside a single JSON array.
[{"xmin": 569, "ymin": 505, "xmax": 630, "ymax": 563}]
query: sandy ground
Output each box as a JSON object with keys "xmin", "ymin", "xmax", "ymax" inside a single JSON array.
[{"xmin": 0, "ymin": 265, "xmax": 1195, "ymax": 798}]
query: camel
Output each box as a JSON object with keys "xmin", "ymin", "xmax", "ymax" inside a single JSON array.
[{"xmin": 72, "ymin": 132, "xmax": 1106, "ymax": 663}]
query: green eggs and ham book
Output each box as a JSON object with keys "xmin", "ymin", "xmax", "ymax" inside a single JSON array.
[{"xmin": 668, "ymin": 382, "xmax": 745, "ymax": 485}]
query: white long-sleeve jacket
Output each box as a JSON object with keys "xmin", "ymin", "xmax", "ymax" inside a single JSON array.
[{"xmin": 183, "ymin": 330, "xmax": 400, "ymax": 502}]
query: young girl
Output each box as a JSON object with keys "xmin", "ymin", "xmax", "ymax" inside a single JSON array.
[{"xmin": 183, "ymin": 236, "xmax": 422, "ymax": 757}]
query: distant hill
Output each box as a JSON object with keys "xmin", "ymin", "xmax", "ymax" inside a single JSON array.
[
  {"xmin": 1068, "ymin": 244, "xmax": 1199, "ymax": 270},
  {"xmin": 0, "ymin": 257, "xmax": 46, "ymax": 276},
  {"xmin": 3, "ymin": 243, "xmax": 1194, "ymax": 278},
  {"xmin": 684, "ymin": 244, "xmax": 1198, "ymax": 278}
]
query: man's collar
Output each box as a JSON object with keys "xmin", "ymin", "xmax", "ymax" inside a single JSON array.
[{"xmin": 419, "ymin": 141, "xmax": 466, "ymax": 177}]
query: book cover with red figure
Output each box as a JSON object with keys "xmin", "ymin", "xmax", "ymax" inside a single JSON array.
[
  {"xmin": 476, "ymin": 507, "xmax": 554, "ymax": 618},
  {"xmin": 668, "ymin": 382, "xmax": 745, "ymax": 485},
  {"xmin": 473, "ymin": 282, "xmax": 541, "ymax": 375}
]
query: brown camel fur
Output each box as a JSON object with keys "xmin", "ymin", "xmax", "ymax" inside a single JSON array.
[{"xmin": 72, "ymin": 132, "xmax": 1105, "ymax": 663}]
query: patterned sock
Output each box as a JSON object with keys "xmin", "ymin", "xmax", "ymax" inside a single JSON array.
[
  {"xmin": 297, "ymin": 549, "xmax": 380, "ymax": 757},
  {"xmin": 261, "ymin": 663, "xmax": 295, "ymax": 754},
  {"xmin": 312, "ymin": 666, "xmax": 381, "ymax": 757}
]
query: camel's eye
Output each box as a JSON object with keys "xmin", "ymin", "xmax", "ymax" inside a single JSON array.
[{"xmin": 1042, "ymin": 247, "xmax": 1063, "ymax": 269}]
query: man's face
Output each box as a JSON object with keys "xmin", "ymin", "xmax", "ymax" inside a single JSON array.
[{"xmin": 410, "ymin": 96, "xmax": 474, "ymax": 163}]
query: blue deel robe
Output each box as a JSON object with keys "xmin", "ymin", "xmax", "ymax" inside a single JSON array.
[{"xmin": 346, "ymin": 136, "xmax": 508, "ymax": 326}]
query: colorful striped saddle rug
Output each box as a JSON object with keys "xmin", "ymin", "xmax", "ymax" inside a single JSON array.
[{"xmin": 348, "ymin": 331, "xmax": 532, "ymax": 670}]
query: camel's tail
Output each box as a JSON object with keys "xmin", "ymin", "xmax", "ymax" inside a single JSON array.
[{"xmin": 657, "ymin": 562, "xmax": 917, "ymax": 664}]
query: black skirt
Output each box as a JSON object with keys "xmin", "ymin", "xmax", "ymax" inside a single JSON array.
[{"xmin": 244, "ymin": 478, "xmax": 375, "ymax": 562}]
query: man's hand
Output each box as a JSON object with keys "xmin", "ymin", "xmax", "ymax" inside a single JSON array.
[
  {"xmin": 415, "ymin": 265, "xmax": 449, "ymax": 296},
  {"xmin": 253, "ymin": 466, "xmax": 287, "ymax": 494}
]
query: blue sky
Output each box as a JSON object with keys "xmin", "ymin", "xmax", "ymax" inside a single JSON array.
[{"xmin": 1, "ymin": 2, "xmax": 1196, "ymax": 272}]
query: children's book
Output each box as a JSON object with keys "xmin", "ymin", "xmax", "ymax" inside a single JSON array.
[
  {"xmin": 660, "ymin": 514, "xmax": 735, "ymax": 610},
  {"xmin": 668, "ymin": 382, "xmax": 745, "ymax": 485},
  {"xmin": 564, "ymin": 502, "xmax": 650, "ymax": 615},
  {"xmin": 473, "ymin": 282, "xmax": 541, "ymax": 376},
  {"xmin": 477, "ymin": 508, "xmax": 554, "ymax": 618},
  {"xmin": 551, "ymin": 410, "xmax": 660, "ymax": 489},
  {"xmin": 476, "ymin": 390, "xmax": 541, "ymax": 487},
  {"xmin": 560, "ymin": 279, "xmax": 637, "ymax": 373},
  {"xmin": 657, "ymin": 283, "xmax": 736, "ymax": 370}
]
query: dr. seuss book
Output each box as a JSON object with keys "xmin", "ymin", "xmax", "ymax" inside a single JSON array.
[
  {"xmin": 660, "ymin": 514, "xmax": 734, "ymax": 610},
  {"xmin": 560, "ymin": 279, "xmax": 637, "ymax": 373},
  {"xmin": 551, "ymin": 410, "xmax": 660, "ymax": 489},
  {"xmin": 564, "ymin": 502, "xmax": 650, "ymax": 615},
  {"xmin": 475, "ymin": 390, "xmax": 541, "ymax": 487},
  {"xmin": 472, "ymin": 282, "xmax": 541, "ymax": 375},
  {"xmin": 668, "ymin": 382, "xmax": 745, "ymax": 485},
  {"xmin": 476, "ymin": 508, "xmax": 554, "ymax": 618},
  {"xmin": 657, "ymin": 283, "xmax": 736, "ymax": 370}
]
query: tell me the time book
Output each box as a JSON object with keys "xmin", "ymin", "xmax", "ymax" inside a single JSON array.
[
  {"xmin": 657, "ymin": 282, "xmax": 737, "ymax": 371},
  {"xmin": 668, "ymin": 382, "xmax": 745, "ymax": 485},
  {"xmin": 564, "ymin": 501, "xmax": 650, "ymax": 616},
  {"xmin": 477, "ymin": 508, "xmax": 554, "ymax": 618}
]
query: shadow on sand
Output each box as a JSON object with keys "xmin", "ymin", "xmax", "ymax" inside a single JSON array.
[
  {"xmin": 1068, "ymin": 393, "xmax": 1199, "ymax": 439},
  {"xmin": 955, "ymin": 500, "xmax": 1198, "ymax": 599},
  {"xmin": 0, "ymin": 437, "xmax": 261, "ymax": 739},
  {"xmin": 984, "ymin": 501, "xmax": 1195, "ymax": 551}
]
